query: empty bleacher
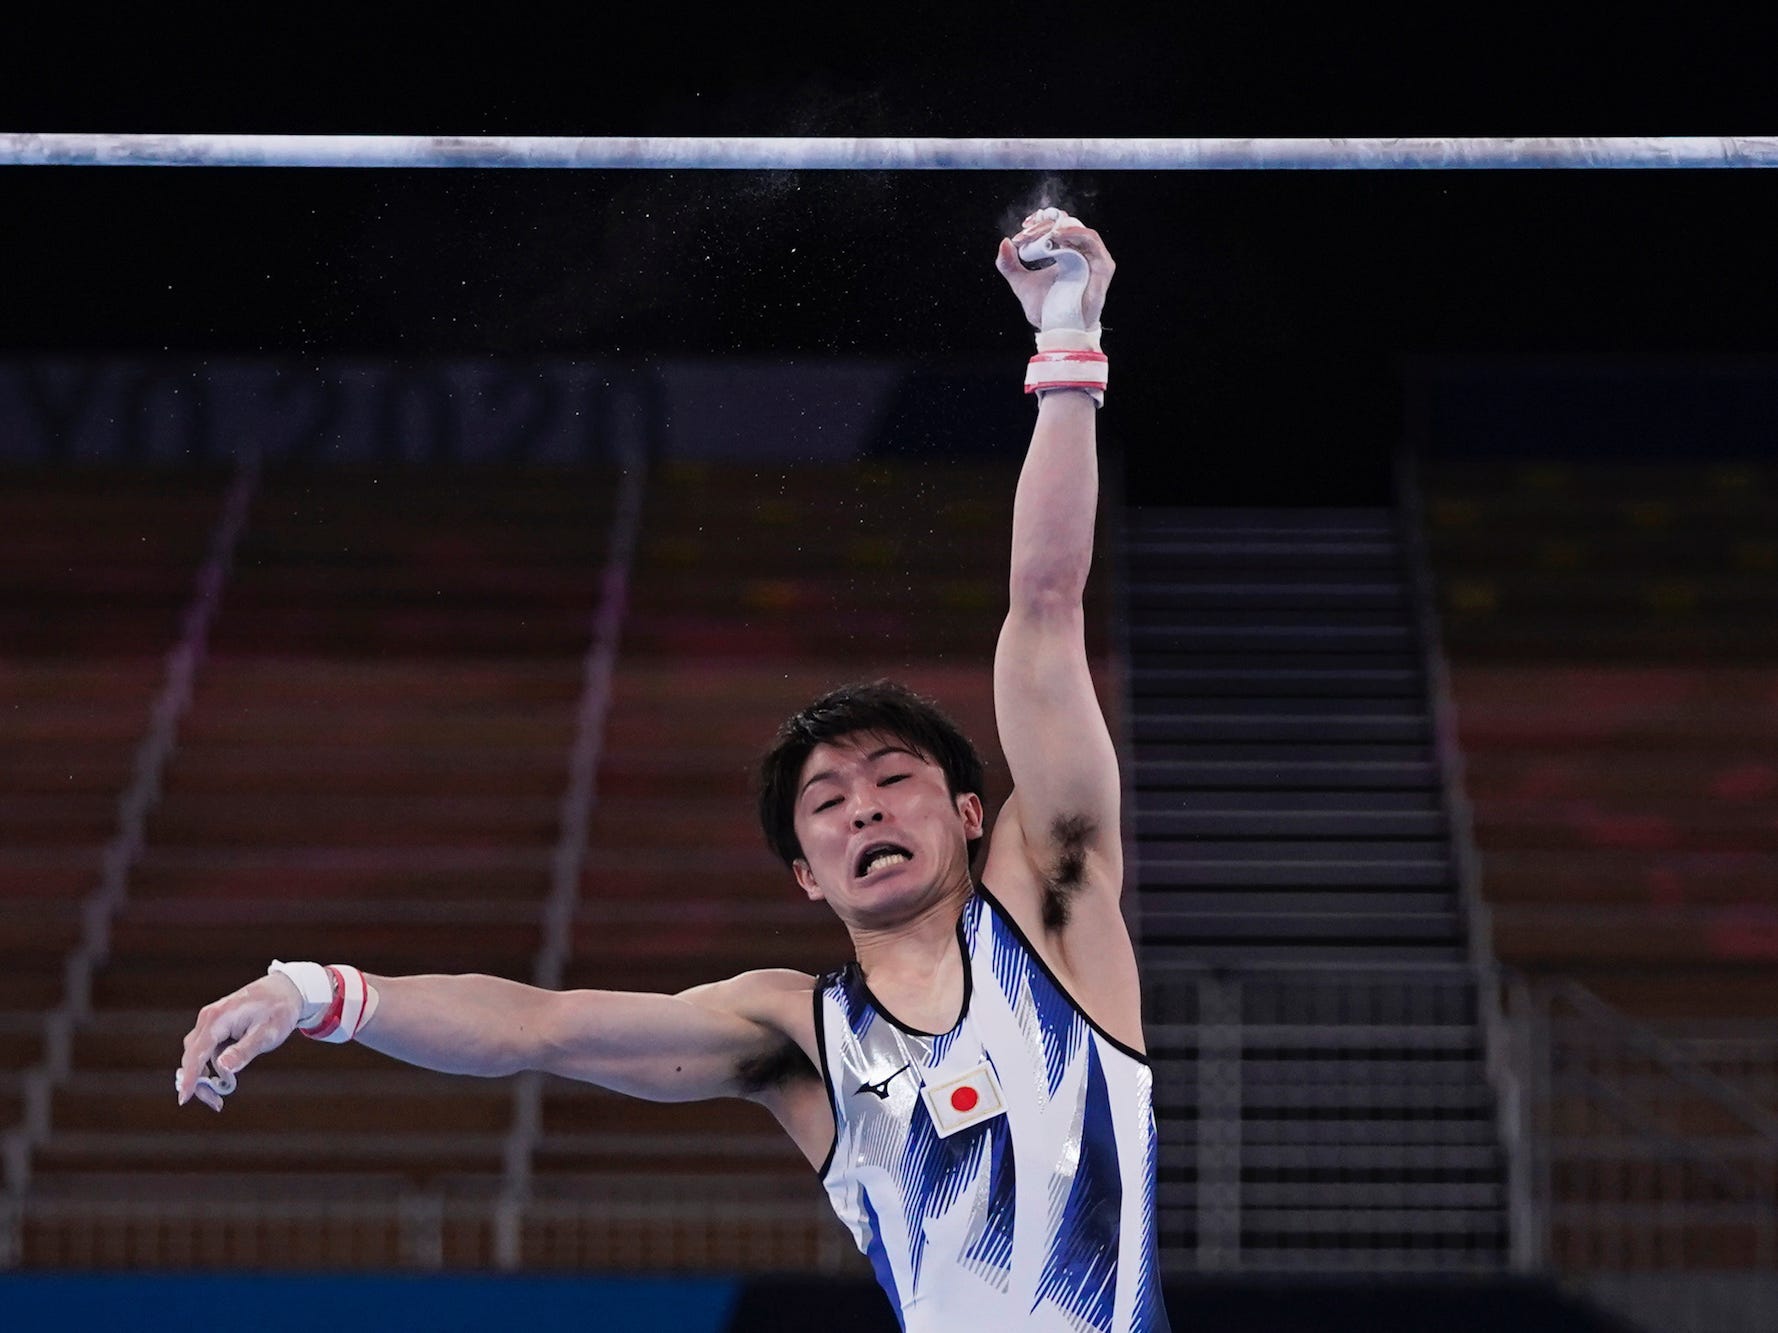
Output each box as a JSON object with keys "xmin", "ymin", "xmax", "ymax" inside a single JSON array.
[
  {"xmin": 1423, "ymin": 460, "xmax": 1778, "ymax": 1314},
  {"xmin": 1424, "ymin": 462, "xmax": 1778, "ymax": 1018}
]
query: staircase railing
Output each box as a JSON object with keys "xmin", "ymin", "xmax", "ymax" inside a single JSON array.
[
  {"xmin": 1510, "ymin": 975, "xmax": 1778, "ymax": 1273},
  {"xmin": 0, "ymin": 449, "xmax": 259, "ymax": 1264},
  {"xmin": 1397, "ymin": 448, "xmax": 1532, "ymax": 1266},
  {"xmin": 496, "ymin": 378, "xmax": 654, "ymax": 1268}
]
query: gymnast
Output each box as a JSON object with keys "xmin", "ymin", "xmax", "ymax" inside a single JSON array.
[{"xmin": 177, "ymin": 209, "xmax": 1168, "ymax": 1331}]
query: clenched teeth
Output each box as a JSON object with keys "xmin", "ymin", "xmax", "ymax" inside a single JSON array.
[{"xmin": 861, "ymin": 850, "xmax": 911, "ymax": 876}]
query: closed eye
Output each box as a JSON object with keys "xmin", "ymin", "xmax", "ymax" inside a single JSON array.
[
  {"xmin": 814, "ymin": 796, "xmax": 841, "ymax": 812},
  {"xmin": 878, "ymin": 774, "xmax": 909, "ymax": 787}
]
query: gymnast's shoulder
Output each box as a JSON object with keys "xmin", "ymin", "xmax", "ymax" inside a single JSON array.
[{"xmin": 677, "ymin": 968, "xmax": 819, "ymax": 1047}]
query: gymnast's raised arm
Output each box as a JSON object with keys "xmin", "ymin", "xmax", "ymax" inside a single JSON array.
[{"xmin": 979, "ymin": 212, "xmax": 1142, "ymax": 1038}]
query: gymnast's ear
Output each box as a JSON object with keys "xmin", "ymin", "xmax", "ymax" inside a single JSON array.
[
  {"xmin": 793, "ymin": 858, "xmax": 824, "ymax": 902},
  {"xmin": 955, "ymin": 792, "xmax": 985, "ymax": 839}
]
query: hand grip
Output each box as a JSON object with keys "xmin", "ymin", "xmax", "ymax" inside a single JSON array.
[{"xmin": 1017, "ymin": 209, "xmax": 1090, "ymax": 332}]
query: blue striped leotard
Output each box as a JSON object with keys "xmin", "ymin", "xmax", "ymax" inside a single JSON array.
[{"xmin": 813, "ymin": 885, "xmax": 1169, "ymax": 1332}]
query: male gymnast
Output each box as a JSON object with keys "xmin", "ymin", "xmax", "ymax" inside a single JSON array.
[{"xmin": 178, "ymin": 210, "xmax": 1169, "ymax": 1332}]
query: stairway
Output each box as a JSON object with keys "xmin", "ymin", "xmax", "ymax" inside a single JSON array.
[{"xmin": 1122, "ymin": 506, "xmax": 1509, "ymax": 1273}]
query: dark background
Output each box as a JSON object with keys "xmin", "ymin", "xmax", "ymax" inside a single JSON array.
[{"xmin": 3, "ymin": 12, "xmax": 1775, "ymax": 499}]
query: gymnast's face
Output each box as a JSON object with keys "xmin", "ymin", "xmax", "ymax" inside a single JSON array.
[{"xmin": 790, "ymin": 733, "xmax": 983, "ymax": 923}]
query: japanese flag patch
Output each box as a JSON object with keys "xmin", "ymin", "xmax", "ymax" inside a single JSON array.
[{"xmin": 920, "ymin": 1061, "xmax": 1007, "ymax": 1138}]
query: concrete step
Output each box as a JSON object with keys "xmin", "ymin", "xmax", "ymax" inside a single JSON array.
[
  {"xmin": 1134, "ymin": 696, "xmax": 1428, "ymax": 718},
  {"xmin": 1136, "ymin": 759, "xmax": 1439, "ymax": 790},
  {"xmin": 1128, "ymin": 624, "xmax": 1417, "ymax": 652},
  {"xmin": 1133, "ymin": 650, "xmax": 1422, "ymax": 672},
  {"xmin": 1143, "ymin": 839, "xmax": 1447, "ymax": 864},
  {"xmin": 160, "ymin": 743, "xmax": 568, "ymax": 795},
  {"xmin": 1137, "ymin": 859, "xmax": 1451, "ymax": 889},
  {"xmin": 1232, "ymin": 1205, "xmax": 1508, "ymax": 1235},
  {"xmin": 1181, "ymin": 1143, "xmax": 1502, "ymax": 1173},
  {"xmin": 1147, "ymin": 1023, "xmax": 1482, "ymax": 1053},
  {"xmin": 1140, "ymin": 809, "xmax": 1444, "ymax": 837},
  {"xmin": 178, "ymin": 709, "xmax": 577, "ymax": 749},
  {"xmin": 1184, "ymin": 1116, "xmax": 1504, "ymax": 1147},
  {"xmin": 1137, "ymin": 742, "xmax": 1434, "ymax": 764},
  {"xmin": 147, "ymin": 793, "xmax": 565, "ymax": 847},
  {"xmin": 1142, "ymin": 908, "xmax": 1460, "ymax": 943},
  {"xmin": 32, "ymin": 1132, "xmax": 507, "ymax": 1177},
  {"xmin": 1130, "ymin": 666, "xmax": 1424, "ymax": 696},
  {"xmin": 1158, "ymin": 1054, "xmax": 1488, "ymax": 1090},
  {"xmin": 1127, "ymin": 582, "xmax": 1410, "ymax": 611},
  {"xmin": 1164, "ymin": 1180, "xmax": 1506, "ymax": 1209},
  {"xmin": 1143, "ymin": 790, "xmax": 1441, "ymax": 813},
  {"xmin": 1127, "ymin": 541, "xmax": 1399, "ymax": 571},
  {"xmin": 1127, "ymin": 507, "xmax": 1393, "ymax": 532},
  {"xmin": 1146, "ymin": 942, "xmax": 1466, "ymax": 966}
]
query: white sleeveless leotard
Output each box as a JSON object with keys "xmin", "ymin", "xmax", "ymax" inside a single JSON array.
[{"xmin": 813, "ymin": 886, "xmax": 1170, "ymax": 1332}]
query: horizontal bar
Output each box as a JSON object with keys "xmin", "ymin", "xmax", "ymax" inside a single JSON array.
[{"xmin": 2, "ymin": 134, "xmax": 1777, "ymax": 171}]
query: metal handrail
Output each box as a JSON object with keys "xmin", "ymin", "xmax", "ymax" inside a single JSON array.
[
  {"xmin": 1520, "ymin": 975, "xmax": 1778, "ymax": 1272},
  {"xmin": 1393, "ymin": 448, "xmax": 1530, "ymax": 1266},
  {"xmin": 497, "ymin": 375, "xmax": 653, "ymax": 1267},
  {"xmin": 1541, "ymin": 978, "xmax": 1778, "ymax": 1144},
  {"xmin": 1, "ymin": 450, "xmax": 258, "ymax": 1223}
]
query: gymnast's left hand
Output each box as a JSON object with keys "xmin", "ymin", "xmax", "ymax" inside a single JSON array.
[
  {"xmin": 995, "ymin": 212, "xmax": 1115, "ymax": 329},
  {"xmin": 175, "ymin": 973, "xmax": 304, "ymax": 1111}
]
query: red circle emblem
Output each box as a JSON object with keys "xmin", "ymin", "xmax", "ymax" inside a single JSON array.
[{"xmin": 950, "ymin": 1086, "xmax": 979, "ymax": 1113}]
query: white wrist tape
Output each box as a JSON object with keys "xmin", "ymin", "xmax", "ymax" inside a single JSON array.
[
  {"xmin": 269, "ymin": 960, "xmax": 380, "ymax": 1043},
  {"xmin": 1026, "ymin": 325, "xmax": 1107, "ymax": 403},
  {"xmin": 268, "ymin": 960, "xmax": 332, "ymax": 1024}
]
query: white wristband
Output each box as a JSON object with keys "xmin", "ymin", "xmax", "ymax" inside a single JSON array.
[
  {"xmin": 1025, "ymin": 325, "xmax": 1107, "ymax": 405},
  {"xmin": 269, "ymin": 960, "xmax": 380, "ymax": 1043},
  {"xmin": 268, "ymin": 960, "xmax": 332, "ymax": 1025}
]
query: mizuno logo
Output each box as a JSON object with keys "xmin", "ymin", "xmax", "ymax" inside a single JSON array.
[{"xmin": 854, "ymin": 1063, "xmax": 912, "ymax": 1100}]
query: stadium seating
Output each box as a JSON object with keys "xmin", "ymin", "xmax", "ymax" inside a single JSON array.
[{"xmin": 1425, "ymin": 462, "xmax": 1778, "ymax": 1018}]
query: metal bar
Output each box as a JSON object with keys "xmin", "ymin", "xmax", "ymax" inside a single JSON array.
[{"xmin": 4, "ymin": 134, "xmax": 1778, "ymax": 171}]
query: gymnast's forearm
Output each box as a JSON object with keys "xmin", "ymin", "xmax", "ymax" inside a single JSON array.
[
  {"xmin": 355, "ymin": 972, "xmax": 553, "ymax": 1077},
  {"xmin": 1008, "ymin": 391, "xmax": 1099, "ymax": 605}
]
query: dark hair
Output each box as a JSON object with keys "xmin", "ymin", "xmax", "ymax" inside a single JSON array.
[{"xmin": 757, "ymin": 679, "xmax": 986, "ymax": 869}]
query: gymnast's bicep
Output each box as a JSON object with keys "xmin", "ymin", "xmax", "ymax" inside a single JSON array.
[{"xmin": 536, "ymin": 971, "xmax": 814, "ymax": 1104}]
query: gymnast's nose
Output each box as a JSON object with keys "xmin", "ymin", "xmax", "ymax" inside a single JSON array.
[{"xmin": 853, "ymin": 809, "xmax": 884, "ymax": 830}]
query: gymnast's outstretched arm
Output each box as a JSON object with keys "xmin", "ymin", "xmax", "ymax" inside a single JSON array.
[{"xmin": 175, "ymin": 965, "xmax": 814, "ymax": 1110}]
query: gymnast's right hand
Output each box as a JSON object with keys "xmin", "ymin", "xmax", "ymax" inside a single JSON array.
[
  {"xmin": 995, "ymin": 209, "xmax": 1115, "ymax": 331},
  {"xmin": 175, "ymin": 973, "xmax": 303, "ymax": 1111}
]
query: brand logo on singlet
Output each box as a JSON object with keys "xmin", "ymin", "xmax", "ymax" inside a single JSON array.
[{"xmin": 854, "ymin": 1062, "xmax": 913, "ymax": 1100}]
